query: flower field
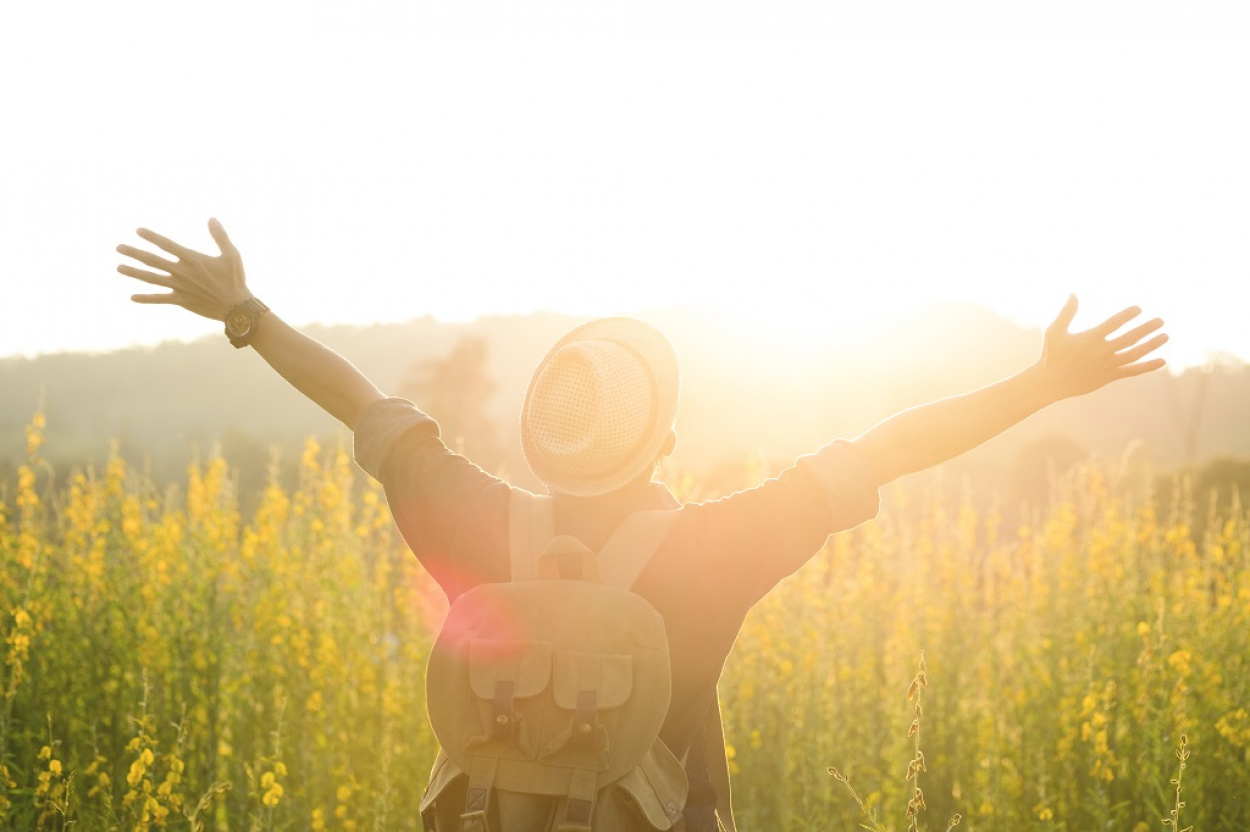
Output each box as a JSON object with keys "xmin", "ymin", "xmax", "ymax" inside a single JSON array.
[{"xmin": 2, "ymin": 415, "xmax": 1247, "ymax": 830}]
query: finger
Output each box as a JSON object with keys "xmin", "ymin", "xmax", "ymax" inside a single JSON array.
[
  {"xmin": 118, "ymin": 264, "xmax": 174, "ymax": 286},
  {"xmin": 117, "ymin": 244, "xmax": 179, "ymax": 274},
  {"xmin": 207, "ymin": 217, "xmax": 238, "ymax": 258},
  {"xmin": 1114, "ymin": 333, "xmax": 1168, "ymax": 365},
  {"xmin": 1114, "ymin": 357, "xmax": 1167, "ymax": 379},
  {"xmin": 1089, "ymin": 305, "xmax": 1142, "ymax": 338},
  {"xmin": 1046, "ymin": 294, "xmax": 1078, "ymax": 336},
  {"xmin": 1108, "ymin": 318, "xmax": 1164, "ymax": 352},
  {"xmin": 131, "ymin": 292, "xmax": 182, "ymax": 305},
  {"xmin": 135, "ymin": 227, "xmax": 200, "ymax": 261}
]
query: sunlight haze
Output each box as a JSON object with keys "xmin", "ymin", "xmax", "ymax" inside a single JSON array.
[{"xmin": 2, "ymin": 1, "xmax": 1247, "ymax": 369}]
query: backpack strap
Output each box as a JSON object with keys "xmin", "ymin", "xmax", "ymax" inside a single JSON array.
[
  {"xmin": 508, "ymin": 490, "xmax": 678, "ymax": 589},
  {"xmin": 556, "ymin": 767, "xmax": 598, "ymax": 831},
  {"xmin": 596, "ymin": 509, "xmax": 680, "ymax": 590},
  {"xmin": 508, "ymin": 490, "xmax": 555, "ymax": 581},
  {"xmin": 459, "ymin": 756, "xmax": 498, "ymax": 832}
]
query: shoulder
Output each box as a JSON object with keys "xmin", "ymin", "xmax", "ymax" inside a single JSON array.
[
  {"xmin": 680, "ymin": 440, "xmax": 879, "ymax": 535},
  {"xmin": 647, "ymin": 442, "xmax": 880, "ymax": 607},
  {"xmin": 352, "ymin": 397, "xmax": 440, "ymax": 482}
]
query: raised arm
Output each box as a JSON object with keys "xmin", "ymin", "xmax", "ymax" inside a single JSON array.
[
  {"xmin": 852, "ymin": 295, "xmax": 1167, "ymax": 487},
  {"xmin": 117, "ymin": 218, "xmax": 386, "ymax": 429}
]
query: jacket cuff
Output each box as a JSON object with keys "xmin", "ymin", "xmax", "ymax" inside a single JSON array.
[
  {"xmin": 796, "ymin": 440, "xmax": 881, "ymax": 532},
  {"xmin": 353, "ymin": 398, "xmax": 439, "ymax": 480}
]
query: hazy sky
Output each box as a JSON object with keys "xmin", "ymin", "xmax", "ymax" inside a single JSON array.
[{"xmin": 2, "ymin": 1, "xmax": 1247, "ymax": 368}]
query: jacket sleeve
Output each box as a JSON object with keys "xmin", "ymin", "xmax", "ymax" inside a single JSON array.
[
  {"xmin": 682, "ymin": 440, "xmax": 880, "ymax": 608},
  {"xmin": 353, "ymin": 397, "xmax": 440, "ymax": 481},
  {"xmin": 353, "ymin": 397, "xmax": 512, "ymax": 599}
]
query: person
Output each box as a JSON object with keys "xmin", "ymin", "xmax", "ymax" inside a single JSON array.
[{"xmin": 117, "ymin": 218, "xmax": 1168, "ymax": 830}]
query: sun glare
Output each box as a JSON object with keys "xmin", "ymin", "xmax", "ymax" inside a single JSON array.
[{"xmin": 709, "ymin": 296, "xmax": 903, "ymax": 371}]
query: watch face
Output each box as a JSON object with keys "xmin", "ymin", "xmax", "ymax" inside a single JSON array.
[{"xmin": 225, "ymin": 306, "xmax": 253, "ymax": 337}]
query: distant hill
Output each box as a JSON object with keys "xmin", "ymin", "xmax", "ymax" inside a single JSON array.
[{"xmin": 2, "ymin": 306, "xmax": 1247, "ymax": 506}]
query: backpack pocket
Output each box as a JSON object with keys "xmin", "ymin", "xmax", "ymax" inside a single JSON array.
[
  {"xmin": 602, "ymin": 741, "xmax": 688, "ymax": 831},
  {"xmin": 465, "ymin": 639, "xmax": 554, "ymax": 760},
  {"xmin": 538, "ymin": 650, "xmax": 634, "ymax": 768},
  {"xmin": 418, "ymin": 751, "xmax": 466, "ymax": 831}
]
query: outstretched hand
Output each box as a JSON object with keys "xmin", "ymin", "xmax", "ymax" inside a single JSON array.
[
  {"xmin": 1035, "ymin": 294, "xmax": 1167, "ymax": 401},
  {"xmin": 117, "ymin": 218, "xmax": 251, "ymax": 321}
]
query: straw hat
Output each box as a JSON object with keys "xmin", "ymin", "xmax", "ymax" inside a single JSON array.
[{"xmin": 521, "ymin": 318, "xmax": 679, "ymax": 497}]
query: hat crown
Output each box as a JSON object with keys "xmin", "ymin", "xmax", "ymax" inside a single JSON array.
[
  {"xmin": 521, "ymin": 318, "xmax": 678, "ymax": 497},
  {"xmin": 525, "ymin": 341, "xmax": 655, "ymax": 475}
]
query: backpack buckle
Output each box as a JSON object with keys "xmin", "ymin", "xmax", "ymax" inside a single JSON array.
[{"xmin": 459, "ymin": 808, "xmax": 489, "ymax": 832}]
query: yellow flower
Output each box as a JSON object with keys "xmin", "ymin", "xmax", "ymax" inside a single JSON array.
[
  {"xmin": 1168, "ymin": 649, "xmax": 1193, "ymax": 677},
  {"xmin": 49, "ymin": 760, "xmax": 62, "ymax": 775}
]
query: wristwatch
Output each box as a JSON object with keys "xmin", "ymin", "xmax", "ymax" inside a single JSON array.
[{"xmin": 224, "ymin": 298, "xmax": 270, "ymax": 349}]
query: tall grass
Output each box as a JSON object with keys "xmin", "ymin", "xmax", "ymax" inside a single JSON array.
[{"xmin": 2, "ymin": 416, "xmax": 1248, "ymax": 829}]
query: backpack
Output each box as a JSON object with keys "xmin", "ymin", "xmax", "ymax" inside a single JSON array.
[{"xmin": 420, "ymin": 490, "xmax": 695, "ymax": 831}]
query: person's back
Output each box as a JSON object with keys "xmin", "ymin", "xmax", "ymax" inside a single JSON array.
[{"xmin": 420, "ymin": 490, "xmax": 685, "ymax": 831}]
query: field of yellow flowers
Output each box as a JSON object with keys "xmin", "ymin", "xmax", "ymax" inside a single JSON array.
[{"xmin": 2, "ymin": 414, "xmax": 1247, "ymax": 830}]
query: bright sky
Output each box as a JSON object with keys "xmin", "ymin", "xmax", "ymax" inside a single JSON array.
[{"xmin": 2, "ymin": 1, "xmax": 1247, "ymax": 368}]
